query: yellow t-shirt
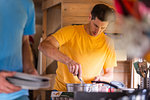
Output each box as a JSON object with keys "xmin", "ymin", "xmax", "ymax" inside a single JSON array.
[{"xmin": 52, "ymin": 25, "xmax": 117, "ymax": 91}]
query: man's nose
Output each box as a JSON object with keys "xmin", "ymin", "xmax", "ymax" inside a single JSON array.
[
  {"xmin": 95, "ymin": 27, "xmax": 99, "ymax": 32},
  {"xmin": 97, "ymin": 28, "xmax": 102, "ymax": 33}
]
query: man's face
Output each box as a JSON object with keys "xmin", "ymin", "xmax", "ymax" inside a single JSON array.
[{"xmin": 89, "ymin": 17, "xmax": 108, "ymax": 37}]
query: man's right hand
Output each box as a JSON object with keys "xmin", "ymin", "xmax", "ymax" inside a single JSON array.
[
  {"xmin": 66, "ymin": 60, "xmax": 82, "ymax": 78},
  {"xmin": 0, "ymin": 71, "xmax": 21, "ymax": 94}
]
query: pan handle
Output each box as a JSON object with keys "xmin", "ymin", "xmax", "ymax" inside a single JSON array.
[{"xmin": 91, "ymin": 81, "xmax": 119, "ymax": 89}]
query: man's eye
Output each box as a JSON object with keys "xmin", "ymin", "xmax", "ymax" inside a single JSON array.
[
  {"xmin": 95, "ymin": 25, "xmax": 98, "ymax": 28},
  {"xmin": 101, "ymin": 27, "xmax": 105, "ymax": 29}
]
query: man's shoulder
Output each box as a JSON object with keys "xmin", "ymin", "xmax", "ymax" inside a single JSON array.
[
  {"xmin": 62, "ymin": 25, "xmax": 82, "ymax": 29},
  {"xmin": 61, "ymin": 25, "xmax": 83, "ymax": 32},
  {"xmin": 62, "ymin": 25, "xmax": 74, "ymax": 29}
]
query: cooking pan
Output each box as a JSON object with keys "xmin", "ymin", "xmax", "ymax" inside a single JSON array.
[
  {"xmin": 66, "ymin": 81, "xmax": 120, "ymax": 92},
  {"xmin": 66, "ymin": 83, "xmax": 99, "ymax": 92}
]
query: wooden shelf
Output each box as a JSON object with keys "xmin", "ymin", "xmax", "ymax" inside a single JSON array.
[
  {"xmin": 42, "ymin": 0, "xmax": 61, "ymax": 10},
  {"xmin": 42, "ymin": 0, "xmax": 114, "ymax": 10}
]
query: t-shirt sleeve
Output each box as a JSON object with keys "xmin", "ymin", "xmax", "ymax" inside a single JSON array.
[
  {"xmin": 103, "ymin": 39, "xmax": 117, "ymax": 69},
  {"xmin": 52, "ymin": 26, "xmax": 75, "ymax": 46},
  {"xmin": 24, "ymin": 1, "xmax": 35, "ymax": 35}
]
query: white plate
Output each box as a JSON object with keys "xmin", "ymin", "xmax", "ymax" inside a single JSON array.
[
  {"xmin": 7, "ymin": 77, "xmax": 50, "ymax": 90},
  {"xmin": 14, "ymin": 72, "xmax": 49, "ymax": 81}
]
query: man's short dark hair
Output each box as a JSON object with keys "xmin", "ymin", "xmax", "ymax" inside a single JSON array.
[{"xmin": 91, "ymin": 4, "xmax": 115, "ymax": 21}]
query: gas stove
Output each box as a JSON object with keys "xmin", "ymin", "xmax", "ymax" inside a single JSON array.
[{"xmin": 49, "ymin": 89, "xmax": 150, "ymax": 100}]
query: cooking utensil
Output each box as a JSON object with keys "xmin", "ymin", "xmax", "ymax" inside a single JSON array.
[
  {"xmin": 66, "ymin": 81, "xmax": 113, "ymax": 92},
  {"xmin": 66, "ymin": 83, "xmax": 99, "ymax": 92},
  {"xmin": 91, "ymin": 81, "xmax": 135, "ymax": 93},
  {"xmin": 77, "ymin": 74, "xmax": 85, "ymax": 84},
  {"xmin": 66, "ymin": 81, "xmax": 130, "ymax": 92},
  {"xmin": 78, "ymin": 77, "xmax": 85, "ymax": 84},
  {"xmin": 91, "ymin": 81, "xmax": 119, "ymax": 89}
]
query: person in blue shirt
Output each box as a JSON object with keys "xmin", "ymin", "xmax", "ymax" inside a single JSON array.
[{"xmin": 0, "ymin": 0, "xmax": 38, "ymax": 100}]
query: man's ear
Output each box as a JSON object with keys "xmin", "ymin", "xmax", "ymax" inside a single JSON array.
[{"xmin": 89, "ymin": 14, "xmax": 92, "ymax": 21}]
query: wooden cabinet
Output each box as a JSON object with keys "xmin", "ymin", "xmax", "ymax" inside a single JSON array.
[{"xmin": 42, "ymin": 0, "xmax": 114, "ymax": 35}]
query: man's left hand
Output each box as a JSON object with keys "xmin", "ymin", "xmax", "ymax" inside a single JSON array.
[
  {"xmin": 30, "ymin": 68, "xmax": 38, "ymax": 75},
  {"xmin": 94, "ymin": 75, "xmax": 101, "ymax": 81},
  {"xmin": 24, "ymin": 68, "xmax": 38, "ymax": 75}
]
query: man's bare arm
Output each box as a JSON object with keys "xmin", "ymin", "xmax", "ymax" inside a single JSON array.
[
  {"xmin": 38, "ymin": 36, "xmax": 82, "ymax": 77},
  {"xmin": 94, "ymin": 67, "xmax": 114, "ymax": 82},
  {"xmin": 38, "ymin": 36, "xmax": 72, "ymax": 64},
  {"xmin": 22, "ymin": 36, "xmax": 38, "ymax": 75}
]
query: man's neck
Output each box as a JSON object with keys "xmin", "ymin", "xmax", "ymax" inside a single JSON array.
[{"xmin": 84, "ymin": 24, "xmax": 91, "ymax": 36}]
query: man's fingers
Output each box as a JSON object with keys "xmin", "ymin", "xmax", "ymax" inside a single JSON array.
[
  {"xmin": 31, "ymin": 69, "xmax": 39, "ymax": 75},
  {"xmin": 94, "ymin": 76, "xmax": 100, "ymax": 81},
  {"xmin": 78, "ymin": 64, "xmax": 82, "ymax": 78},
  {"xmin": 67, "ymin": 61, "xmax": 82, "ymax": 76},
  {"xmin": 5, "ymin": 81, "xmax": 21, "ymax": 92},
  {"xmin": 72, "ymin": 65, "xmax": 75, "ymax": 74},
  {"xmin": 0, "ymin": 71, "xmax": 21, "ymax": 94},
  {"xmin": 70, "ymin": 65, "xmax": 73, "ymax": 73},
  {"xmin": 0, "ymin": 80, "xmax": 21, "ymax": 94},
  {"xmin": 94, "ymin": 77, "xmax": 99, "ymax": 81},
  {"xmin": 0, "ymin": 71, "xmax": 16, "ymax": 77},
  {"xmin": 0, "ymin": 82, "xmax": 18, "ymax": 94},
  {"xmin": 69, "ymin": 65, "xmax": 72, "ymax": 73},
  {"xmin": 69, "ymin": 65, "xmax": 74, "ymax": 74},
  {"xmin": 0, "ymin": 87, "xmax": 13, "ymax": 94},
  {"xmin": 74, "ymin": 65, "xmax": 79, "ymax": 76}
]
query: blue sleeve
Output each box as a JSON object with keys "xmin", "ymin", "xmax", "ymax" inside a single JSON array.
[{"xmin": 24, "ymin": 1, "xmax": 35, "ymax": 35}]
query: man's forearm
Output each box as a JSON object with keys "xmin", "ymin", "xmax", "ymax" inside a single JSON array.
[
  {"xmin": 39, "ymin": 36, "xmax": 82, "ymax": 76},
  {"xmin": 95, "ymin": 67, "xmax": 114, "ymax": 82},
  {"xmin": 22, "ymin": 36, "xmax": 36, "ymax": 74},
  {"xmin": 38, "ymin": 40, "xmax": 72, "ymax": 65},
  {"xmin": 100, "ymin": 72, "xmax": 113, "ymax": 82}
]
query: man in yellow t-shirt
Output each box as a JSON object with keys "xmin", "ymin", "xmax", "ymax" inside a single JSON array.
[{"xmin": 39, "ymin": 4, "xmax": 117, "ymax": 91}]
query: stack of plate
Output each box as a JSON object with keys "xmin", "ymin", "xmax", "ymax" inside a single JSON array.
[{"xmin": 6, "ymin": 72, "xmax": 50, "ymax": 90}]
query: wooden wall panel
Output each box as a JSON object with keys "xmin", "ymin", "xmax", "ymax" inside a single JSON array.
[
  {"xmin": 42, "ymin": 0, "xmax": 61, "ymax": 10},
  {"xmin": 62, "ymin": 2, "xmax": 114, "ymax": 17},
  {"xmin": 42, "ymin": 0, "xmax": 114, "ymax": 10},
  {"xmin": 62, "ymin": 16, "xmax": 89, "ymax": 26},
  {"xmin": 62, "ymin": 3, "xmax": 92, "ymax": 17},
  {"xmin": 41, "ymin": 10, "xmax": 47, "ymax": 75},
  {"xmin": 62, "ymin": 2, "xmax": 115, "ymax": 26},
  {"xmin": 114, "ymin": 61, "xmax": 131, "ymax": 73},
  {"xmin": 47, "ymin": 4, "xmax": 61, "ymax": 35},
  {"xmin": 63, "ymin": 0, "xmax": 114, "ymax": 6},
  {"xmin": 114, "ymin": 72, "xmax": 131, "ymax": 88},
  {"xmin": 63, "ymin": 0, "xmax": 95, "ymax": 3},
  {"xmin": 113, "ymin": 61, "xmax": 132, "ymax": 88}
]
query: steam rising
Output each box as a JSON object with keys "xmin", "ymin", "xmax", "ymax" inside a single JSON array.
[{"xmin": 114, "ymin": 16, "xmax": 150, "ymax": 58}]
